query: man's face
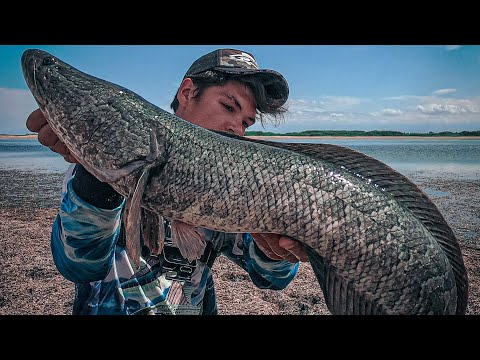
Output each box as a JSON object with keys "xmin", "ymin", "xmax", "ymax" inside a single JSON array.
[{"xmin": 175, "ymin": 80, "xmax": 257, "ymax": 136}]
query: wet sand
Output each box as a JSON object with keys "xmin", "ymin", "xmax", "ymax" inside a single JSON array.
[{"xmin": 0, "ymin": 169, "xmax": 478, "ymax": 315}]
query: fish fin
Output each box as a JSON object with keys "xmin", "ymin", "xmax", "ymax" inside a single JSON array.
[
  {"xmin": 141, "ymin": 209, "xmax": 165, "ymax": 255},
  {"xmin": 170, "ymin": 220, "xmax": 207, "ymax": 263},
  {"xmin": 146, "ymin": 127, "xmax": 162, "ymax": 162},
  {"xmin": 213, "ymin": 130, "xmax": 468, "ymax": 315},
  {"xmin": 124, "ymin": 168, "xmax": 150, "ymax": 270},
  {"xmin": 80, "ymin": 159, "xmax": 147, "ymax": 184},
  {"xmin": 122, "ymin": 128, "xmax": 169, "ymax": 268},
  {"xmin": 137, "ymin": 128, "xmax": 168, "ymax": 256}
]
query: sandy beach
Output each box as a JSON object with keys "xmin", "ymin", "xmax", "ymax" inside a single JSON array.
[
  {"xmin": 0, "ymin": 135, "xmax": 38, "ymax": 140},
  {"xmin": 0, "ymin": 167, "xmax": 478, "ymax": 315}
]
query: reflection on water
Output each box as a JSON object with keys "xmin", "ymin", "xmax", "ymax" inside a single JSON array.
[{"xmin": 1, "ymin": 138, "xmax": 479, "ymax": 180}]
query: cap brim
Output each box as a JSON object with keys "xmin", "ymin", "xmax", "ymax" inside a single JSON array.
[{"xmin": 212, "ymin": 66, "xmax": 289, "ymax": 106}]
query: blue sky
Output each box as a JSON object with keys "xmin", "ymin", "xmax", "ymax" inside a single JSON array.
[{"xmin": 1, "ymin": 45, "xmax": 479, "ymax": 134}]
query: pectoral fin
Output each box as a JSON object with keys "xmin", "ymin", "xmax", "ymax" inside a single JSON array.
[
  {"xmin": 170, "ymin": 220, "xmax": 207, "ymax": 263},
  {"xmin": 124, "ymin": 169, "xmax": 150, "ymax": 270},
  {"xmin": 81, "ymin": 159, "xmax": 141, "ymax": 183},
  {"xmin": 141, "ymin": 209, "xmax": 165, "ymax": 256},
  {"xmin": 123, "ymin": 128, "xmax": 167, "ymax": 269}
]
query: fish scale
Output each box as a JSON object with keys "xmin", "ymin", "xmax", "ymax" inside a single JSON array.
[{"xmin": 22, "ymin": 49, "xmax": 468, "ymax": 315}]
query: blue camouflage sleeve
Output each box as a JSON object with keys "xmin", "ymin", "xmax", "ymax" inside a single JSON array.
[{"xmin": 51, "ymin": 175, "xmax": 125, "ymax": 283}]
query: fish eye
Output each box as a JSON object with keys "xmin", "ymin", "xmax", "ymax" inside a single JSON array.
[{"xmin": 42, "ymin": 57, "xmax": 55, "ymax": 66}]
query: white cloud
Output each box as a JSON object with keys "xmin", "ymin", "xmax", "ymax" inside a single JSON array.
[
  {"xmin": 287, "ymin": 99, "xmax": 325, "ymax": 113},
  {"xmin": 416, "ymin": 98, "xmax": 480, "ymax": 115},
  {"xmin": 445, "ymin": 45, "xmax": 462, "ymax": 51},
  {"xmin": 0, "ymin": 88, "xmax": 39, "ymax": 134},
  {"xmin": 287, "ymin": 96, "xmax": 366, "ymax": 113},
  {"xmin": 417, "ymin": 102, "xmax": 479, "ymax": 115},
  {"xmin": 381, "ymin": 108, "xmax": 403, "ymax": 116},
  {"xmin": 318, "ymin": 95, "xmax": 365, "ymax": 109},
  {"xmin": 381, "ymin": 94, "xmax": 423, "ymax": 101},
  {"xmin": 433, "ymin": 88, "xmax": 457, "ymax": 95}
]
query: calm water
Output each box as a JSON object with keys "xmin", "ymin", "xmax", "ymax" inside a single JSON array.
[
  {"xmin": 0, "ymin": 139, "xmax": 70, "ymax": 173},
  {"xmin": 1, "ymin": 138, "xmax": 479, "ymax": 180},
  {"xmin": 273, "ymin": 138, "xmax": 480, "ymax": 181}
]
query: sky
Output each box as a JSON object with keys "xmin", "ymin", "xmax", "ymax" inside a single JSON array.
[{"xmin": 1, "ymin": 44, "xmax": 479, "ymax": 135}]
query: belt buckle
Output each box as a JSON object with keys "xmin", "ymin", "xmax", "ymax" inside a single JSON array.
[{"xmin": 162, "ymin": 240, "xmax": 197, "ymax": 282}]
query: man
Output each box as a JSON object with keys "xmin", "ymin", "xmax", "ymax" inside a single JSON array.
[{"xmin": 26, "ymin": 48, "xmax": 308, "ymax": 315}]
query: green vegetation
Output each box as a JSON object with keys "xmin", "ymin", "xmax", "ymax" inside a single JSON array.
[{"xmin": 245, "ymin": 130, "xmax": 480, "ymax": 137}]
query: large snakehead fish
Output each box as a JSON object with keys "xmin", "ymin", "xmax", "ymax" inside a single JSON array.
[{"xmin": 22, "ymin": 49, "xmax": 468, "ymax": 315}]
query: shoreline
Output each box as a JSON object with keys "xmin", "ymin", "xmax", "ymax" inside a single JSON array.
[
  {"xmin": 1, "ymin": 134, "xmax": 479, "ymax": 141},
  {"xmin": 248, "ymin": 135, "xmax": 480, "ymax": 140},
  {"xmin": 0, "ymin": 134, "xmax": 38, "ymax": 140}
]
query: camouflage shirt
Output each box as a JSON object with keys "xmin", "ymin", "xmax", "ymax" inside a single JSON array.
[{"xmin": 51, "ymin": 165, "xmax": 299, "ymax": 315}]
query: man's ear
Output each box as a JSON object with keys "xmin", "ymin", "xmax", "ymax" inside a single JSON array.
[{"xmin": 177, "ymin": 78, "xmax": 196, "ymax": 107}]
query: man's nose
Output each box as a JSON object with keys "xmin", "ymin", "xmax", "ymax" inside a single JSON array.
[{"xmin": 227, "ymin": 122, "xmax": 244, "ymax": 136}]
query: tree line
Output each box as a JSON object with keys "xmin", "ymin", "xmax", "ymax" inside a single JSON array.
[{"xmin": 245, "ymin": 130, "xmax": 480, "ymax": 137}]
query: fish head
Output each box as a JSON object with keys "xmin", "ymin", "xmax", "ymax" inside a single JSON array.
[
  {"xmin": 22, "ymin": 49, "xmax": 169, "ymax": 188},
  {"xmin": 22, "ymin": 49, "xmax": 119, "ymax": 145}
]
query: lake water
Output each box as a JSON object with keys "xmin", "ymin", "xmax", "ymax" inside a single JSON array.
[
  {"xmin": 272, "ymin": 138, "xmax": 480, "ymax": 181},
  {"xmin": 1, "ymin": 138, "xmax": 479, "ymax": 180},
  {"xmin": 0, "ymin": 138, "xmax": 70, "ymax": 173}
]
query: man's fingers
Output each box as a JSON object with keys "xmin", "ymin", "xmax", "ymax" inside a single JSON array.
[
  {"xmin": 26, "ymin": 108, "xmax": 79, "ymax": 164},
  {"xmin": 50, "ymin": 141, "xmax": 79, "ymax": 163},
  {"xmin": 279, "ymin": 237, "xmax": 309, "ymax": 262},
  {"xmin": 251, "ymin": 233, "xmax": 308, "ymax": 263},
  {"xmin": 256, "ymin": 233, "xmax": 293, "ymax": 260},
  {"xmin": 63, "ymin": 154, "xmax": 79, "ymax": 163},
  {"xmin": 26, "ymin": 109, "xmax": 47, "ymax": 132},
  {"xmin": 284, "ymin": 253, "xmax": 300, "ymax": 263},
  {"xmin": 51, "ymin": 140, "xmax": 69, "ymax": 156},
  {"xmin": 250, "ymin": 233, "xmax": 283, "ymax": 260},
  {"xmin": 37, "ymin": 124, "xmax": 60, "ymax": 147}
]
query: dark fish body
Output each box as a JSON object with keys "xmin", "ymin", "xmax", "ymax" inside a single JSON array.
[{"xmin": 22, "ymin": 49, "xmax": 468, "ymax": 315}]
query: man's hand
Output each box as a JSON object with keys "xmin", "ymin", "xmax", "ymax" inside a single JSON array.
[
  {"xmin": 26, "ymin": 108, "xmax": 78, "ymax": 163},
  {"xmin": 250, "ymin": 233, "xmax": 309, "ymax": 263}
]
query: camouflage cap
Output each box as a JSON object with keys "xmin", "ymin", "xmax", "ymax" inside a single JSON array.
[{"xmin": 184, "ymin": 48, "xmax": 289, "ymax": 107}]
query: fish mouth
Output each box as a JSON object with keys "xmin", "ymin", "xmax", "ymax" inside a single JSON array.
[{"xmin": 21, "ymin": 49, "xmax": 55, "ymax": 108}]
